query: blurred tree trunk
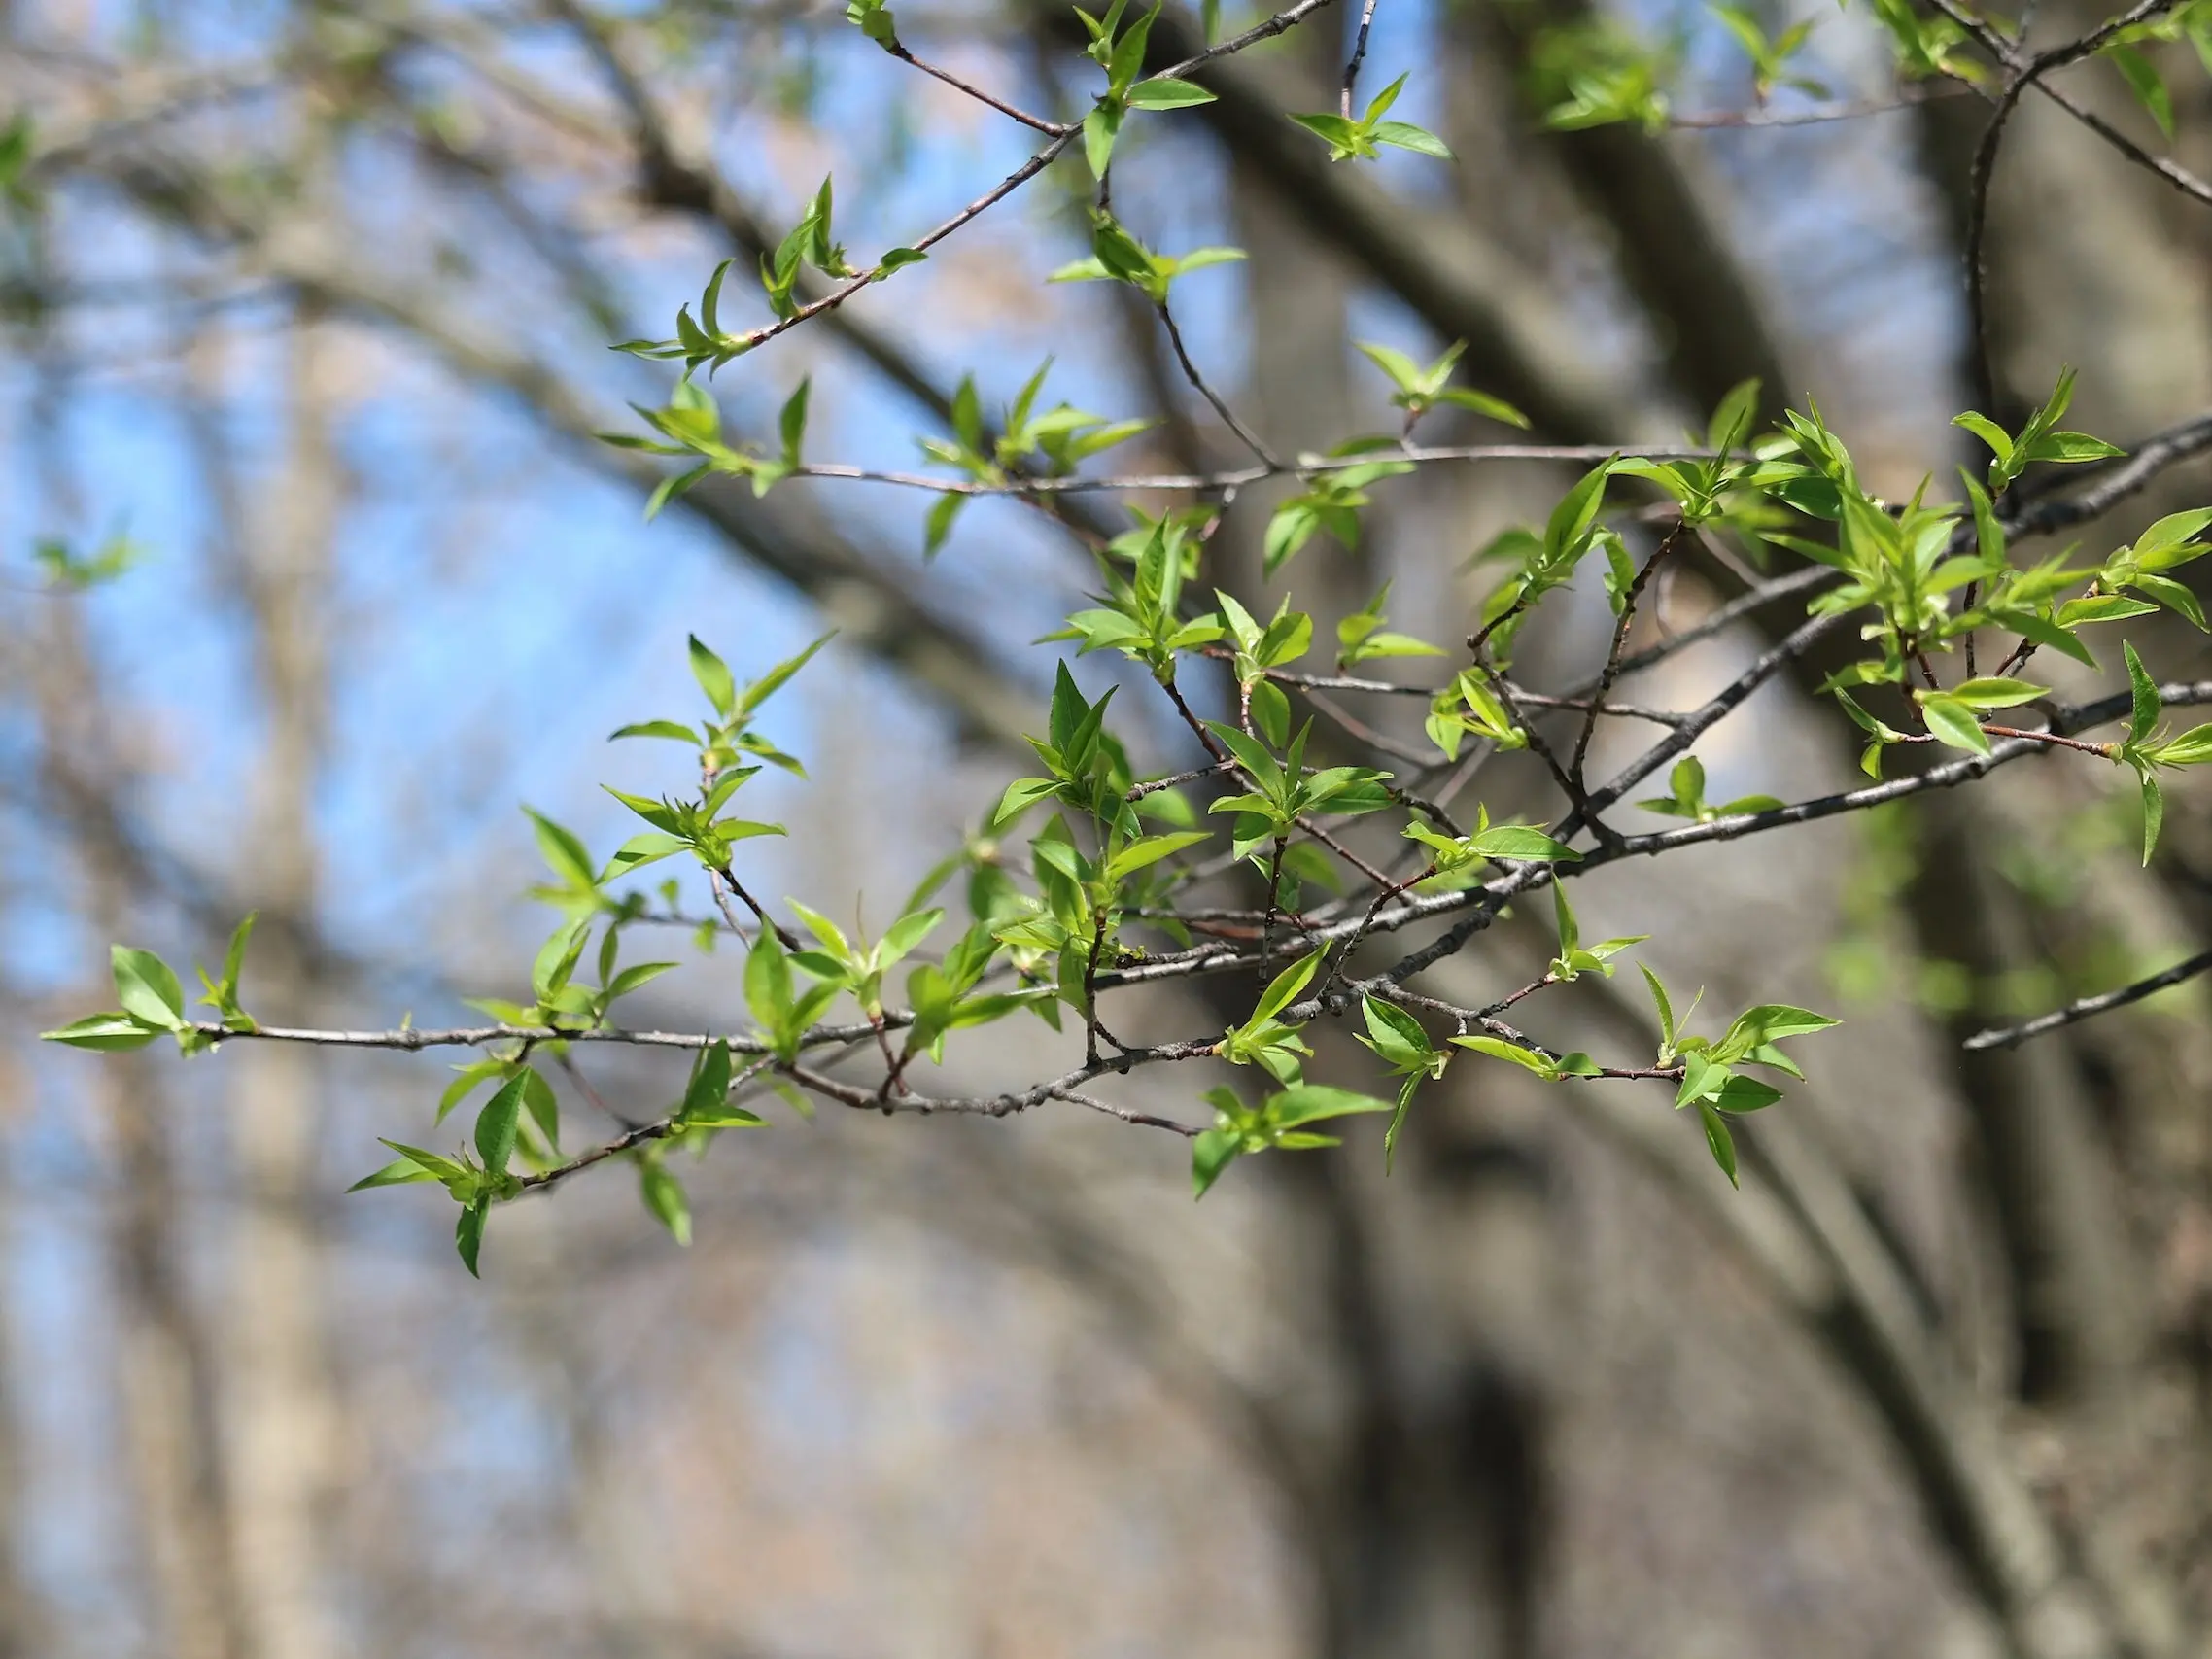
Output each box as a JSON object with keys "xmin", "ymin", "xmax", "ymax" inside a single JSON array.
[
  {"xmin": 0, "ymin": 1139, "xmax": 37, "ymax": 1659},
  {"xmin": 1203, "ymin": 23, "xmax": 1556, "ymax": 1657},
  {"xmin": 1474, "ymin": 0, "xmax": 1796, "ymax": 421},
  {"xmin": 1918, "ymin": 4, "xmax": 2212, "ymax": 436},
  {"xmin": 1904, "ymin": 0, "xmax": 2212, "ymax": 1424},
  {"xmin": 220, "ymin": 297, "xmax": 343, "ymax": 1659},
  {"xmin": 34, "ymin": 600, "xmax": 245, "ymax": 1659}
]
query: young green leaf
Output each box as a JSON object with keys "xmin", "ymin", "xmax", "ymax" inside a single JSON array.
[
  {"xmin": 689, "ymin": 635, "xmax": 737, "ymax": 717},
  {"xmin": 41, "ymin": 1013, "xmax": 163, "ymax": 1052},
  {"xmin": 1918, "ymin": 695, "xmax": 1989, "ymax": 755},
  {"xmin": 112, "ymin": 946, "xmax": 187, "ymax": 1032},
  {"xmin": 1448, "ymin": 1034, "xmax": 1560, "ymax": 1078},
  {"xmin": 2126, "ymin": 640, "xmax": 2160, "ymax": 745},
  {"xmin": 1698, "ymin": 1100, "xmax": 1740, "ymax": 1187},
  {"xmin": 639, "ymin": 1159, "xmax": 693, "ymax": 1246},
  {"xmin": 456, "ymin": 1198, "xmax": 491, "ymax": 1278},
  {"xmin": 474, "ymin": 1071, "xmax": 530, "ymax": 1181}
]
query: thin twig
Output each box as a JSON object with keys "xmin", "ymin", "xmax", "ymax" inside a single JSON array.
[
  {"xmin": 1572, "ymin": 522, "xmax": 1684, "ymax": 792},
  {"xmin": 553, "ymin": 1049, "xmax": 644, "ymax": 1131},
  {"xmin": 1963, "ymin": 948, "xmax": 2212, "ymax": 1050},
  {"xmin": 725, "ymin": 131, "xmax": 1075, "ymax": 358},
  {"xmin": 1963, "ymin": 79, "xmax": 2031, "ymax": 415},
  {"xmin": 1668, "ymin": 84, "xmax": 1969, "ymax": 128},
  {"xmin": 165, "ymin": 686, "xmax": 2212, "ymax": 1054},
  {"xmin": 1157, "ymin": 0, "xmax": 1347, "ymax": 78},
  {"xmin": 1127, "ymin": 760, "xmax": 1233, "ymax": 799},
  {"xmin": 2028, "ymin": 76, "xmax": 2212, "ymax": 206},
  {"xmin": 787, "ymin": 443, "xmax": 1712, "ymax": 498},
  {"xmin": 1156, "ymin": 299, "xmax": 1283, "ymax": 470},
  {"xmin": 713, "ymin": 864, "xmax": 799, "ymax": 950},
  {"xmin": 885, "ymin": 42, "xmax": 1068, "ymax": 134},
  {"xmin": 1340, "ymin": 0, "xmax": 1381, "ymax": 118}
]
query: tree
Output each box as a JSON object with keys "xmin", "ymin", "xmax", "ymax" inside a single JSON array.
[{"xmin": 17, "ymin": 0, "xmax": 2212, "ymax": 1653}]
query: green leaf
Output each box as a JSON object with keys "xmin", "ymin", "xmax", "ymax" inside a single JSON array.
[
  {"xmin": 1370, "ymin": 121, "xmax": 1453, "ymax": 158},
  {"xmin": 524, "ymin": 808, "xmax": 598, "ymax": 893},
  {"xmin": 644, "ymin": 464, "xmax": 709, "ymax": 520},
  {"xmin": 1127, "ymin": 77, "xmax": 1216, "ymax": 108},
  {"xmin": 1707, "ymin": 378, "xmax": 1762, "ymax": 454},
  {"xmin": 1986, "ymin": 608, "xmax": 2096, "ymax": 669},
  {"xmin": 2132, "ymin": 508, "xmax": 2212, "ymax": 560},
  {"xmin": 1206, "ymin": 721, "xmax": 1283, "ymax": 794},
  {"xmin": 601, "ymin": 832, "xmax": 690, "ymax": 883},
  {"xmin": 788, "ymin": 899, "xmax": 852, "ymax": 959},
  {"xmin": 1712, "ymin": 1075, "xmax": 1783, "ymax": 1114},
  {"xmin": 1436, "ymin": 388, "xmax": 1530, "ymax": 428},
  {"xmin": 879, "ymin": 908, "xmax": 945, "ymax": 965},
  {"xmin": 1697, "ymin": 1100, "xmax": 1739, "ymax": 1187},
  {"xmin": 435, "ymin": 1061, "xmax": 504, "ymax": 1124},
  {"xmin": 346, "ymin": 1157, "xmax": 443, "ymax": 1192},
  {"xmin": 924, "ymin": 491, "xmax": 966, "ymax": 559},
  {"xmin": 739, "ymin": 630, "xmax": 835, "ymax": 716},
  {"xmin": 1539, "ymin": 459, "xmax": 1614, "ymax": 570},
  {"xmin": 605, "ymin": 961, "xmax": 679, "ymax": 1002},
  {"xmin": 1918, "ymin": 695, "xmax": 1988, "ymax": 755},
  {"xmin": 686, "ymin": 1099, "xmax": 767, "ymax": 1129},
  {"xmin": 745, "ymin": 931, "xmax": 795, "ymax": 1037},
  {"xmin": 1449, "ymin": 1035, "xmax": 1559, "ymax": 1078},
  {"xmin": 2137, "ymin": 761, "xmax": 2164, "ymax": 865},
  {"xmin": 2025, "ymin": 432, "xmax": 2127, "ymax": 466},
  {"xmin": 380, "ymin": 1139, "xmax": 467, "ymax": 1183},
  {"xmin": 1106, "ymin": 831, "xmax": 1207, "ymax": 882},
  {"xmin": 640, "ymin": 1160, "xmax": 693, "ymax": 1246},
  {"xmin": 2153, "ymin": 723, "xmax": 2212, "ymax": 766},
  {"xmin": 1354, "ymin": 340, "xmax": 1424, "ymax": 392},
  {"xmin": 992, "ymin": 777, "xmax": 1063, "ymax": 829},
  {"xmin": 219, "ymin": 913, "xmax": 258, "ymax": 998},
  {"xmin": 1952, "ymin": 410, "xmax": 2013, "ymax": 466},
  {"xmin": 679, "ymin": 1040, "xmax": 735, "ymax": 1122},
  {"xmin": 1250, "ymin": 677, "xmax": 1292, "ymax": 747},
  {"xmin": 1288, "ymin": 110, "xmax": 1363, "ymax": 154},
  {"xmin": 604, "ymin": 786, "xmax": 683, "ymax": 836},
  {"xmin": 532, "ymin": 915, "xmax": 592, "ymax": 1001},
  {"xmin": 2044, "ymin": 592, "xmax": 2150, "ymax": 628},
  {"xmin": 1170, "ymin": 247, "xmax": 1248, "ymax": 274},
  {"xmin": 1364, "ymin": 72, "xmax": 1409, "ymax": 120},
  {"xmin": 689, "ymin": 635, "xmax": 736, "ymax": 716},
  {"xmin": 1250, "ymin": 949, "xmax": 1324, "ymax": 1027},
  {"xmin": 2128, "ymin": 572, "xmax": 2208, "ymax": 630},
  {"xmin": 2126, "ymin": 640, "xmax": 2160, "ymax": 744},
  {"xmin": 1192, "ymin": 1126, "xmax": 1241, "ymax": 1197},
  {"xmin": 1641, "ymin": 963, "xmax": 1677, "ymax": 1058},
  {"xmin": 1944, "ymin": 677, "xmax": 2046, "ymax": 709},
  {"xmin": 1676, "ymin": 1049, "xmax": 1719, "ymax": 1107},
  {"xmin": 2108, "ymin": 43, "xmax": 2174, "ymax": 138},
  {"xmin": 41, "ymin": 1012, "xmax": 162, "ymax": 1051},
  {"xmin": 1467, "ymin": 824, "xmax": 1580, "ymax": 863},
  {"xmin": 112, "ymin": 947, "xmax": 186, "ymax": 1031},
  {"xmin": 474, "ymin": 1071, "xmax": 530, "ymax": 1180},
  {"xmin": 456, "ymin": 1198, "xmax": 490, "ymax": 1277},
  {"xmin": 521, "ymin": 1067, "xmax": 561, "ymax": 1150},
  {"xmin": 1383, "ymin": 1075, "xmax": 1421, "ymax": 1173},
  {"xmin": 1359, "ymin": 995, "xmax": 1436, "ymax": 1067},
  {"xmin": 1730, "ymin": 1004, "xmax": 1839, "ymax": 1042},
  {"xmin": 1268, "ymin": 1085, "xmax": 1395, "ymax": 1126},
  {"xmin": 608, "ymin": 720, "xmax": 703, "ymax": 745},
  {"xmin": 778, "ymin": 378, "xmax": 811, "ymax": 467}
]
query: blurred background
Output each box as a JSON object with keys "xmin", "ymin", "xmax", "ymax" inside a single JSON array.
[{"xmin": 5, "ymin": 0, "xmax": 2212, "ymax": 1655}]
